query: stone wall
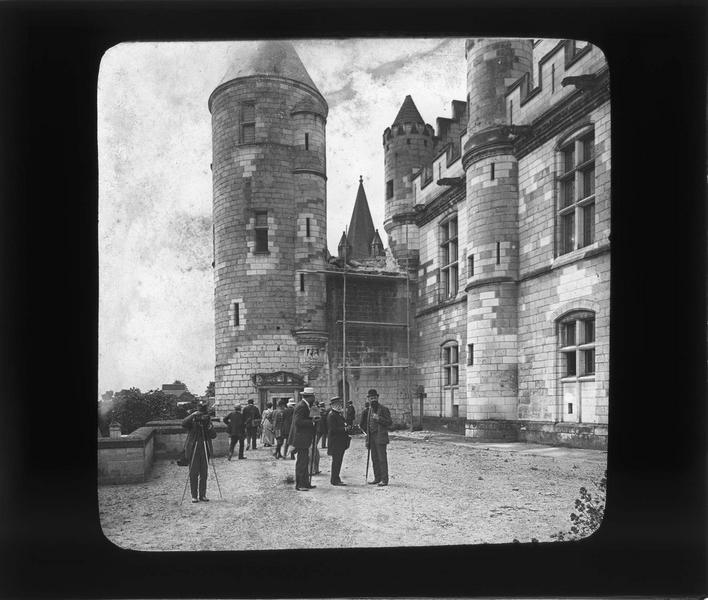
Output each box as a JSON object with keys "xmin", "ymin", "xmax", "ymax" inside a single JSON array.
[
  {"xmin": 98, "ymin": 421, "xmax": 230, "ymax": 485},
  {"xmin": 98, "ymin": 427, "xmax": 155, "ymax": 485}
]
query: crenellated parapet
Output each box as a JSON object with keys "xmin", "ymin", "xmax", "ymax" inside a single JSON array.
[{"xmin": 504, "ymin": 39, "xmax": 607, "ymax": 127}]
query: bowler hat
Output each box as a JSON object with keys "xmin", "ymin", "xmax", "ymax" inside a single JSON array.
[{"xmin": 367, "ymin": 389, "xmax": 379, "ymax": 398}]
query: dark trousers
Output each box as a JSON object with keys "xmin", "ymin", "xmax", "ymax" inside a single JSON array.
[
  {"xmin": 228, "ymin": 436, "xmax": 244, "ymax": 458},
  {"xmin": 274, "ymin": 436, "xmax": 284, "ymax": 457},
  {"xmin": 189, "ymin": 447, "xmax": 208, "ymax": 499},
  {"xmin": 330, "ymin": 449, "xmax": 345, "ymax": 484},
  {"xmin": 295, "ymin": 447, "xmax": 310, "ymax": 488},
  {"xmin": 246, "ymin": 427, "xmax": 258, "ymax": 449},
  {"xmin": 370, "ymin": 443, "xmax": 388, "ymax": 484},
  {"xmin": 319, "ymin": 432, "xmax": 328, "ymax": 448}
]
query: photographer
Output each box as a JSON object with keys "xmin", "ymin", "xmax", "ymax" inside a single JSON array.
[{"xmin": 182, "ymin": 399, "xmax": 217, "ymax": 503}]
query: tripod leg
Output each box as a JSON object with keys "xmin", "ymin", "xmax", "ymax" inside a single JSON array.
[
  {"xmin": 181, "ymin": 434, "xmax": 200, "ymax": 505},
  {"xmin": 205, "ymin": 438, "xmax": 223, "ymax": 500}
]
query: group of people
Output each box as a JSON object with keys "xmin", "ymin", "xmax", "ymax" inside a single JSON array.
[{"xmin": 181, "ymin": 388, "xmax": 392, "ymax": 502}]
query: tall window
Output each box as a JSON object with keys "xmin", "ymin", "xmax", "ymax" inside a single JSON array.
[
  {"xmin": 443, "ymin": 344, "xmax": 459, "ymax": 386},
  {"xmin": 240, "ymin": 103, "xmax": 255, "ymax": 143},
  {"xmin": 557, "ymin": 130, "xmax": 595, "ymax": 255},
  {"xmin": 254, "ymin": 211, "xmax": 268, "ymax": 252},
  {"xmin": 559, "ymin": 311, "xmax": 596, "ymax": 421},
  {"xmin": 386, "ymin": 180, "xmax": 394, "ymax": 199},
  {"xmin": 440, "ymin": 217, "xmax": 458, "ymax": 300}
]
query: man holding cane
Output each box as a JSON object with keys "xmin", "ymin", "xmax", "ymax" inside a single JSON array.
[{"xmin": 363, "ymin": 389, "xmax": 392, "ymax": 487}]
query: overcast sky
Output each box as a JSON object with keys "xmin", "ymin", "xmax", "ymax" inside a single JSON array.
[{"xmin": 98, "ymin": 38, "xmax": 467, "ymax": 397}]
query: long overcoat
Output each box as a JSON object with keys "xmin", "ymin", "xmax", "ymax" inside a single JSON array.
[
  {"xmin": 364, "ymin": 403, "xmax": 392, "ymax": 446},
  {"xmin": 282, "ymin": 406, "xmax": 294, "ymax": 443},
  {"xmin": 290, "ymin": 399, "xmax": 316, "ymax": 449},
  {"xmin": 182, "ymin": 411, "xmax": 215, "ymax": 459},
  {"xmin": 326, "ymin": 409, "xmax": 350, "ymax": 456}
]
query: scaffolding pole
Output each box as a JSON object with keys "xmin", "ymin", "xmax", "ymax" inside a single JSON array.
[
  {"xmin": 342, "ymin": 226, "xmax": 348, "ymax": 415},
  {"xmin": 405, "ymin": 226, "xmax": 413, "ymax": 431}
]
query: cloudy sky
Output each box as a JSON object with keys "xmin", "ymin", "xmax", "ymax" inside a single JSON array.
[{"xmin": 98, "ymin": 38, "xmax": 467, "ymax": 397}]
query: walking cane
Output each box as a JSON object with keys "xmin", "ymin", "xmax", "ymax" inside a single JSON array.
[
  {"xmin": 365, "ymin": 407, "xmax": 372, "ymax": 482},
  {"xmin": 308, "ymin": 425, "xmax": 317, "ymax": 487}
]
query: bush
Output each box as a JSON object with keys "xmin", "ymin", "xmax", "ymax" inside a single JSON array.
[
  {"xmin": 551, "ymin": 470, "xmax": 607, "ymax": 541},
  {"xmin": 98, "ymin": 388, "xmax": 180, "ymax": 435}
]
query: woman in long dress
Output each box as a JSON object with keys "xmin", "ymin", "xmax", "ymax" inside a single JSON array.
[{"xmin": 261, "ymin": 401, "xmax": 275, "ymax": 447}]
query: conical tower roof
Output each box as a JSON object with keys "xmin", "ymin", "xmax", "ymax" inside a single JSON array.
[
  {"xmin": 347, "ymin": 176, "xmax": 377, "ymax": 260},
  {"xmin": 392, "ymin": 94, "xmax": 425, "ymax": 126},
  {"xmin": 219, "ymin": 41, "xmax": 321, "ymax": 95}
]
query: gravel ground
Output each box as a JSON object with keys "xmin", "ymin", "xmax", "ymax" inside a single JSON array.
[{"xmin": 98, "ymin": 432, "xmax": 606, "ymax": 551}]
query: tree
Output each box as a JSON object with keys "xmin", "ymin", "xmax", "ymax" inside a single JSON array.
[
  {"xmin": 205, "ymin": 381, "xmax": 215, "ymax": 397},
  {"xmin": 98, "ymin": 388, "xmax": 181, "ymax": 435}
]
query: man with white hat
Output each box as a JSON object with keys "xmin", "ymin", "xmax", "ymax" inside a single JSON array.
[{"xmin": 291, "ymin": 387, "xmax": 318, "ymax": 491}]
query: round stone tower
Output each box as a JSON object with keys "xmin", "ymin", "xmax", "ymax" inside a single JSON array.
[
  {"xmin": 383, "ymin": 95, "xmax": 435, "ymax": 266},
  {"xmin": 209, "ymin": 41, "xmax": 329, "ymax": 415},
  {"xmin": 462, "ymin": 39, "xmax": 532, "ymax": 428}
]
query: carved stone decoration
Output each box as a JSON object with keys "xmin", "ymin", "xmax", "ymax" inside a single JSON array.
[{"xmin": 251, "ymin": 371, "xmax": 305, "ymax": 388}]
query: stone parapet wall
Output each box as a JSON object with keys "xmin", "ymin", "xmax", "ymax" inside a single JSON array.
[
  {"xmin": 98, "ymin": 426, "xmax": 155, "ymax": 485},
  {"xmin": 98, "ymin": 421, "xmax": 230, "ymax": 485}
]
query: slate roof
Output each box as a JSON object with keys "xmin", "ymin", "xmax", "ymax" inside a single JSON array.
[
  {"xmin": 392, "ymin": 94, "xmax": 425, "ymax": 126},
  {"xmin": 219, "ymin": 41, "xmax": 321, "ymax": 94},
  {"xmin": 346, "ymin": 177, "xmax": 377, "ymax": 260}
]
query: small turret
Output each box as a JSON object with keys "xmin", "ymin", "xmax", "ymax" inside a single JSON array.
[
  {"xmin": 383, "ymin": 95, "xmax": 435, "ymax": 266},
  {"xmin": 370, "ymin": 229, "xmax": 384, "ymax": 257}
]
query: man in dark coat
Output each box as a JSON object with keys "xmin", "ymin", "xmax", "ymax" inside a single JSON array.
[
  {"xmin": 362, "ymin": 389, "xmax": 392, "ymax": 487},
  {"xmin": 223, "ymin": 404, "xmax": 246, "ymax": 460},
  {"xmin": 182, "ymin": 399, "xmax": 216, "ymax": 502},
  {"xmin": 345, "ymin": 400, "xmax": 356, "ymax": 428},
  {"xmin": 326, "ymin": 396, "xmax": 350, "ymax": 486},
  {"xmin": 242, "ymin": 398, "xmax": 261, "ymax": 451},
  {"xmin": 282, "ymin": 398, "xmax": 296, "ymax": 459},
  {"xmin": 292, "ymin": 387, "xmax": 318, "ymax": 491},
  {"xmin": 317, "ymin": 401, "xmax": 329, "ymax": 449}
]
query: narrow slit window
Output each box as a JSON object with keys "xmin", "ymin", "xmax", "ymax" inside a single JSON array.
[
  {"xmin": 306, "ymin": 217, "xmax": 311, "ymax": 237},
  {"xmin": 468, "ymin": 254, "xmax": 474, "ymax": 277},
  {"xmin": 305, "ymin": 133, "xmax": 309, "ymax": 150},
  {"xmin": 496, "ymin": 241, "xmax": 501, "ymax": 265},
  {"xmin": 233, "ymin": 303, "xmax": 240, "ymax": 326},
  {"xmin": 509, "ymin": 100, "xmax": 513, "ymax": 124},
  {"xmin": 300, "ymin": 273, "xmax": 305, "ymax": 292},
  {"xmin": 254, "ymin": 211, "xmax": 268, "ymax": 253},
  {"xmin": 551, "ymin": 64, "xmax": 555, "ymax": 93},
  {"xmin": 491, "ymin": 162, "xmax": 495, "ymax": 180},
  {"xmin": 467, "ymin": 344, "xmax": 474, "ymax": 366}
]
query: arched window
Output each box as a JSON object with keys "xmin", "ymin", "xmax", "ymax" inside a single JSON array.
[
  {"xmin": 557, "ymin": 126, "xmax": 595, "ymax": 255},
  {"xmin": 558, "ymin": 310, "xmax": 596, "ymax": 422}
]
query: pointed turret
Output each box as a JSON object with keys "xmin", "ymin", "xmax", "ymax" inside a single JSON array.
[
  {"xmin": 392, "ymin": 95, "xmax": 425, "ymax": 126},
  {"xmin": 370, "ymin": 229, "xmax": 384, "ymax": 257},
  {"xmin": 346, "ymin": 176, "xmax": 378, "ymax": 260},
  {"xmin": 218, "ymin": 40, "xmax": 322, "ymax": 95},
  {"xmin": 337, "ymin": 231, "xmax": 350, "ymax": 259}
]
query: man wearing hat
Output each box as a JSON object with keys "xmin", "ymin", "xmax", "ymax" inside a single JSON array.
[
  {"xmin": 326, "ymin": 396, "xmax": 351, "ymax": 486},
  {"xmin": 222, "ymin": 404, "xmax": 246, "ymax": 460},
  {"xmin": 182, "ymin": 399, "xmax": 217, "ymax": 502},
  {"xmin": 242, "ymin": 398, "xmax": 261, "ymax": 451},
  {"xmin": 291, "ymin": 387, "xmax": 318, "ymax": 491},
  {"xmin": 363, "ymin": 389, "xmax": 392, "ymax": 487}
]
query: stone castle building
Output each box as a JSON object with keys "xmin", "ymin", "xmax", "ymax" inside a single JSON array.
[{"xmin": 209, "ymin": 38, "xmax": 610, "ymax": 449}]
